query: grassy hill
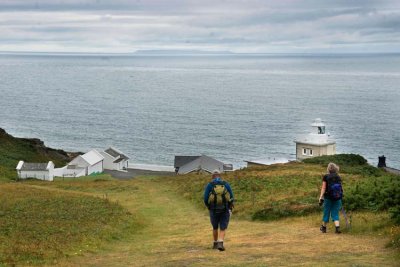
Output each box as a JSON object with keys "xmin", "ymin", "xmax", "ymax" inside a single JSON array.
[
  {"xmin": 0, "ymin": 129, "xmax": 138, "ymax": 265},
  {"xmin": 163, "ymin": 154, "xmax": 399, "ymax": 222},
  {"xmin": 162, "ymin": 154, "xmax": 400, "ymax": 248},
  {"xmin": 0, "ymin": 128, "xmax": 79, "ymax": 181},
  {"xmin": 0, "ymin": 180, "xmax": 138, "ymax": 265},
  {"xmin": 0, "ymin": 129, "xmax": 398, "ymax": 265}
]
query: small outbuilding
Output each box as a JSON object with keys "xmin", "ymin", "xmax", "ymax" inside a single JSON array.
[
  {"xmin": 16, "ymin": 161, "xmax": 55, "ymax": 181},
  {"xmin": 174, "ymin": 155, "xmax": 233, "ymax": 175},
  {"xmin": 294, "ymin": 118, "xmax": 336, "ymax": 161},
  {"xmin": 65, "ymin": 149, "xmax": 104, "ymax": 177},
  {"xmin": 100, "ymin": 147, "xmax": 129, "ymax": 171}
]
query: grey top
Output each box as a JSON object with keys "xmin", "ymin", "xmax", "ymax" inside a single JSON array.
[
  {"xmin": 20, "ymin": 163, "xmax": 48, "ymax": 171},
  {"xmin": 105, "ymin": 147, "xmax": 129, "ymax": 160},
  {"xmin": 113, "ymin": 157, "xmax": 126, "ymax": 163},
  {"xmin": 174, "ymin": 156, "xmax": 200, "ymax": 168},
  {"xmin": 177, "ymin": 155, "xmax": 226, "ymax": 174}
]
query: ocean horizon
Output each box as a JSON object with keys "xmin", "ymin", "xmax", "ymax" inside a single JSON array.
[{"xmin": 1, "ymin": 53, "xmax": 399, "ymax": 169}]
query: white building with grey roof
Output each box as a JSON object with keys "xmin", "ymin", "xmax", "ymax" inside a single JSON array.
[
  {"xmin": 16, "ymin": 161, "xmax": 55, "ymax": 181},
  {"xmin": 64, "ymin": 149, "xmax": 104, "ymax": 177},
  {"xmin": 100, "ymin": 147, "xmax": 129, "ymax": 171},
  {"xmin": 174, "ymin": 155, "xmax": 233, "ymax": 175}
]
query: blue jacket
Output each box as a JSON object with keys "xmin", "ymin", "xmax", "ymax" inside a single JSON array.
[{"xmin": 203, "ymin": 177, "xmax": 234, "ymax": 207}]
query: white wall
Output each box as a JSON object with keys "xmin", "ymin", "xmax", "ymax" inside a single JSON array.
[
  {"xmin": 88, "ymin": 160, "xmax": 103, "ymax": 175},
  {"xmin": 63, "ymin": 168, "xmax": 86, "ymax": 177},
  {"xmin": 69, "ymin": 156, "xmax": 89, "ymax": 168},
  {"xmin": 100, "ymin": 152, "xmax": 115, "ymax": 170},
  {"xmin": 18, "ymin": 170, "xmax": 53, "ymax": 181},
  {"xmin": 53, "ymin": 166, "xmax": 67, "ymax": 177},
  {"xmin": 100, "ymin": 151, "xmax": 128, "ymax": 171}
]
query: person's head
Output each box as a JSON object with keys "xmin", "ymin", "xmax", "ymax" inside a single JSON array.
[
  {"xmin": 212, "ymin": 169, "xmax": 221, "ymax": 179},
  {"xmin": 327, "ymin": 162, "xmax": 339, "ymax": 174}
]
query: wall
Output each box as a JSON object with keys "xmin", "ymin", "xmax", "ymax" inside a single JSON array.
[
  {"xmin": 88, "ymin": 160, "xmax": 103, "ymax": 174},
  {"xmin": 53, "ymin": 166, "xmax": 67, "ymax": 177},
  {"xmin": 296, "ymin": 143, "xmax": 336, "ymax": 160},
  {"xmin": 100, "ymin": 152, "xmax": 115, "ymax": 170},
  {"xmin": 18, "ymin": 170, "xmax": 51, "ymax": 181}
]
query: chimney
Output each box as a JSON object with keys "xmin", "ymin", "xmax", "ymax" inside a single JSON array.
[{"xmin": 378, "ymin": 155, "xmax": 386, "ymax": 168}]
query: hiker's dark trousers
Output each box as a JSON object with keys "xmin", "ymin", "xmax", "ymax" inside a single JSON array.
[{"xmin": 209, "ymin": 210, "xmax": 230, "ymax": 230}]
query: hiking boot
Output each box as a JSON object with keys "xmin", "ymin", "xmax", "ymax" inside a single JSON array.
[
  {"xmin": 335, "ymin": 226, "xmax": 342, "ymax": 234},
  {"xmin": 320, "ymin": 225, "xmax": 327, "ymax": 233},
  {"xmin": 217, "ymin": 241, "xmax": 225, "ymax": 251},
  {"xmin": 212, "ymin": 241, "xmax": 218, "ymax": 249}
]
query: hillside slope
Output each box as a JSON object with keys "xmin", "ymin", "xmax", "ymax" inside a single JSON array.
[{"xmin": 0, "ymin": 128, "xmax": 79, "ymax": 180}]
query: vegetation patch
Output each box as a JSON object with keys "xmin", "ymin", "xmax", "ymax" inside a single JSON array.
[
  {"xmin": 303, "ymin": 153, "xmax": 367, "ymax": 166},
  {"xmin": 0, "ymin": 128, "xmax": 76, "ymax": 181},
  {"xmin": 0, "ymin": 183, "xmax": 138, "ymax": 266},
  {"xmin": 36, "ymin": 175, "xmax": 140, "ymax": 193},
  {"xmin": 165, "ymin": 154, "xmax": 399, "ymax": 247}
]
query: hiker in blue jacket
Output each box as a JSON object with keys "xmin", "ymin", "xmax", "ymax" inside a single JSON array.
[
  {"xmin": 319, "ymin": 162, "xmax": 343, "ymax": 234},
  {"xmin": 204, "ymin": 170, "xmax": 234, "ymax": 251}
]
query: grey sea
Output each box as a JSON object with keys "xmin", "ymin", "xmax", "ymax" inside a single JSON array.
[{"xmin": 0, "ymin": 53, "xmax": 399, "ymax": 169}]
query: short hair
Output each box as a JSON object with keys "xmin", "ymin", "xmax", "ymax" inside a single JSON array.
[{"xmin": 327, "ymin": 162, "xmax": 339, "ymax": 173}]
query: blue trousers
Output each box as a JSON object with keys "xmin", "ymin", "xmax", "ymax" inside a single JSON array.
[
  {"xmin": 209, "ymin": 210, "xmax": 230, "ymax": 230},
  {"xmin": 322, "ymin": 199, "xmax": 342, "ymax": 222}
]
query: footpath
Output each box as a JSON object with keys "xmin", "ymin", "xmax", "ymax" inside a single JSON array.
[{"xmin": 52, "ymin": 178, "xmax": 397, "ymax": 267}]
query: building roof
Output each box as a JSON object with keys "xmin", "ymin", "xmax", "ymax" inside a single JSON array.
[
  {"xmin": 104, "ymin": 147, "xmax": 129, "ymax": 160},
  {"xmin": 113, "ymin": 157, "xmax": 126, "ymax": 163},
  {"xmin": 294, "ymin": 134, "xmax": 336, "ymax": 146},
  {"xmin": 245, "ymin": 158, "xmax": 289, "ymax": 166},
  {"xmin": 177, "ymin": 155, "xmax": 226, "ymax": 174},
  {"xmin": 80, "ymin": 149, "xmax": 104, "ymax": 165},
  {"xmin": 174, "ymin": 156, "xmax": 200, "ymax": 168},
  {"xmin": 16, "ymin": 161, "xmax": 54, "ymax": 171}
]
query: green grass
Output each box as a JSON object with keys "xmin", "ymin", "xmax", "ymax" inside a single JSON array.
[
  {"xmin": 0, "ymin": 134, "xmax": 398, "ymax": 266},
  {"xmin": 162, "ymin": 154, "xmax": 399, "ymax": 248},
  {"xmin": 0, "ymin": 182, "xmax": 139, "ymax": 266},
  {"xmin": 52, "ymin": 177, "xmax": 399, "ymax": 267}
]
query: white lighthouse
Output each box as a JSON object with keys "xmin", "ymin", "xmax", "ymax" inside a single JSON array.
[{"xmin": 294, "ymin": 118, "xmax": 336, "ymax": 160}]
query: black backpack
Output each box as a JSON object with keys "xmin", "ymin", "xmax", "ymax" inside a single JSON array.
[{"xmin": 326, "ymin": 174, "xmax": 343, "ymax": 201}]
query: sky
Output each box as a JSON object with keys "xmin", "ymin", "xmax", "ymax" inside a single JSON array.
[{"xmin": 0, "ymin": 0, "xmax": 399, "ymax": 53}]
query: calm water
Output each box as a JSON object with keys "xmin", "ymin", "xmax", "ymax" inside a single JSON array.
[{"xmin": 0, "ymin": 53, "xmax": 399, "ymax": 169}]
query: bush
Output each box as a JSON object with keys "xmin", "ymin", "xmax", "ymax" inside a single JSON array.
[
  {"xmin": 345, "ymin": 174, "xmax": 400, "ymax": 224},
  {"xmin": 303, "ymin": 154, "xmax": 367, "ymax": 167}
]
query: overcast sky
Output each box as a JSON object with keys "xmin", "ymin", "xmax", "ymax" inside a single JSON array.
[{"xmin": 0, "ymin": 0, "xmax": 399, "ymax": 53}]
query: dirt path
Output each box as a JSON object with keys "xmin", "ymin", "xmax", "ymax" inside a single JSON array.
[{"xmin": 49, "ymin": 178, "xmax": 397, "ymax": 267}]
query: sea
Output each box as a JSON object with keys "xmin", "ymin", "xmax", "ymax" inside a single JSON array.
[{"xmin": 0, "ymin": 53, "xmax": 399, "ymax": 169}]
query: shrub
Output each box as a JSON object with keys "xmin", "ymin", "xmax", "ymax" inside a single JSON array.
[
  {"xmin": 303, "ymin": 154, "xmax": 367, "ymax": 166},
  {"xmin": 345, "ymin": 174, "xmax": 400, "ymax": 224}
]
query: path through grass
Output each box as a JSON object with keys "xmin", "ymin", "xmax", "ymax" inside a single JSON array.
[{"xmin": 46, "ymin": 177, "xmax": 399, "ymax": 267}]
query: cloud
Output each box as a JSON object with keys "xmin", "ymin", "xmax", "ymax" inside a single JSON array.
[{"xmin": 0, "ymin": 1, "xmax": 399, "ymax": 53}]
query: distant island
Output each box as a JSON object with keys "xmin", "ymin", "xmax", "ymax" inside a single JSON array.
[{"xmin": 133, "ymin": 49, "xmax": 235, "ymax": 55}]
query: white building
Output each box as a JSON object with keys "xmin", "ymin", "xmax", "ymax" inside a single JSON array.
[
  {"xmin": 294, "ymin": 118, "xmax": 336, "ymax": 161},
  {"xmin": 63, "ymin": 149, "xmax": 104, "ymax": 177},
  {"xmin": 100, "ymin": 147, "xmax": 129, "ymax": 171},
  {"xmin": 16, "ymin": 161, "xmax": 55, "ymax": 181}
]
